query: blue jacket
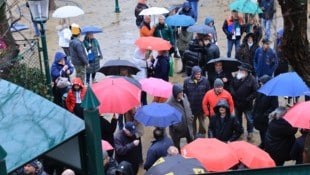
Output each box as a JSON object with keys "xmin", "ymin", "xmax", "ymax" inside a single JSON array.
[
  {"xmin": 260, "ymin": 0, "xmax": 275, "ymax": 20},
  {"xmin": 254, "ymin": 47, "xmax": 278, "ymax": 77},
  {"xmin": 183, "ymin": 66, "xmax": 210, "ymax": 115},
  {"xmin": 144, "ymin": 136, "xmax": 173, "ymax": 170},
  {"xmin": 50, "ymin": 52, "xmax": 74, "ymax": 82},
  {"xmin": 179, "ymin": 2, "xmax": 195, "ymax": 20},
  {"xmin": 154, "ymin": 55, "xmax": 170, "ymax": 81}
]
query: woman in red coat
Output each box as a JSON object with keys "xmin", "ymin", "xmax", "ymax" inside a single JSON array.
[{"xmin": 66, "ymin": 77, "xmax": 86, "ymax": 118}]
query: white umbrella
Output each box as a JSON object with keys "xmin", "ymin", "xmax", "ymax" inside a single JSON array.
[
  {"xmin": 139, "ymin": 7, "xmax": 169, "ymax": 16},
  {"xmin": 52, "ymin": 6, "xmax": 84, "ymax": 18}
]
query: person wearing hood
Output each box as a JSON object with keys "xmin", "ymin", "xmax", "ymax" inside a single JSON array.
[
  {"xmin": 235, "ymin": 33, "xmax": 259, "ymax": 75},
  {"xmin": 69, "ymin": 23, "xmax": 89, "ymax": 83},
  {"xmin": 252, "ymin": 75, "xmax": 278, "ymax": 148},
  {"xmin": 51, "ymin": 51, "xmax": 74, "ymax": 107},
  {"xmin": 204, "ymin": 17, "xmax": 218, "ymax": 44},
  {"xmin": 187, "ymin": 0, "xmax": 199, "ymax": 21},
  {"xmin": 134, "ymin": 0, "xmax": 149, "ymax": 27},
  {"xmin": 208, "ymin": 99, "xmax": 243, "ymax": 142},
  {"xmin": 202, "ymin": 78, "xmax": 234, "ymax": 118},
  {"xmin": 178, "ymin": 2, "xmax": 195, "ymax": 20},
  {"xmin": 183, "ymin": 66, "xmax": 210, "ymax": 135},
  {"xmin": 167, "ymin": 83, "xmax": 194, "ymax": 150},
  {"xmin": 65, "ymin": 77, "xmax": 86, "ymax": 119}
]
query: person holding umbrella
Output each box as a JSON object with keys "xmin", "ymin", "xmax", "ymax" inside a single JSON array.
[
  {"xmin": 167, "ymin": 83, "xmax": 194, "ymax": 150},
  {"xmin": 154, "ymin": 15, "xmax": 175, "ymax": 56},
  {"xmin": 139, "ymin": 15, "xmax": 155, "ymax": 37},
  {"xmin": 207, "ymin": 61, "xmax": 233, "ymax": 91},
  {"xmin": 83, "ymin": 32, "xmax": 103, "ymax": 84},
  {"xmin": 176, "ymin": 26, "xmax": 193, "ymax": 74}
]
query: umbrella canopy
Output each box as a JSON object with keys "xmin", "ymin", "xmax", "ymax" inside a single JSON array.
[
  {"xmin": 139, "ymin": 77, "xmax": 173, "ymax": 98},
  {"xmin": 181, "ymin": 138, "xmax": 238, "ymax": 172},
  {"xmin": 187, "ymin": 24, "xmax": 215, "ymax": 34},
  {"xmin": 146, "ymin": 154, "xmax": 207, "ymax": 175},
  {"xmin": 284, "ymin": 101, "xmax": 310, "ymax": 129},
  {"xmin": 91, "ymin": 77, "xmax": 141, "ymax": 114},
  {"xmin": 52, "ymin": 6, "xmax": 84, "ymax": 18},
  {"xmin": 165, "ymin": 14, "xmax": 195, "ymax": 27},
  {"xmin": 134, "ymin": 102, "xmax": 182, "ymax": 127},
  {"xmin": 139, "ymin": 7, "xmax": 169, "ymax": 16},
  {"xmin": 98, "ymin": 59, "xmax": 140, "ymax": 76},
  {"xmin": 229, "ymin": 0, "xmax": 263, "ymax": 14},
  {"xmin": 81, "ymin": 26, "xmax": 103, "ymax": 35},
  {"xmin": 101, "ymin": 140, "xmax": 113, "ymax": 151},
  {"xmin": 258, "ymin": 72, "xmax": 310, "ymax": 97},
  {"xmin": 135, "ymin": 36, "xmax": 172, "ymax": 51},
  {"xmin": 228, "ymin": 141, "xmax": 276, "ymax": 169},
  {"xmin": 206, "ymin": 57, "xmax": 241, "ymax": 72}
]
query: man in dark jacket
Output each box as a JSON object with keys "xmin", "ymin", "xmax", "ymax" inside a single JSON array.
[
  {"xmin": 167, "ymin": 83, "xmax": 194, "ymax": 150},
  {"xmin": 153, "ymin": 50, "xmax": 170, "ymax": 82},
  {"xmin": 134, "ymin": 0, "xmax": 148, "ymax": 27},
  {"xmin": 207, "ymin": 61, "xmax": 233, "ymax": 91},
  {"xmin": 69, "ymin": 23, "xmax": 88, "ymax": 83},
  {"xmin": 252, "ymin": 75, "xmax": 278, "ymax": 148},
  {"xmin": 230, "ymin": 63, "xmax": 258, "ymax": 140},
  {"xmin": 144, "ymin": 128, "xmax": 173, "ymax": 170},
  {"xmin": 183, "ymin": 66, "xmax": 210, "ymax": 135},
  {"xmin": 259, "ymin": 0, "xmax": 275, "ymax": 40},
  {"xmin": 290, "ymin": 129, "xmax": 309, "ymax": 164},
  {"xmin": 114, "ymin": 122, "xmax": 141, "ymax": 174},
  {"xmin": 208, "ymin": 99, "xmax": 243, "ymax": 142}
]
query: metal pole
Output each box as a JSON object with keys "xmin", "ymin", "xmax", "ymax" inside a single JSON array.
[
  {"xmin": 39, "ymin": 22, "xmax": 52, "ymax": 97},
  {"xmin": 115, "ymin": 0, "xmax": 120, "ymax": 13}
]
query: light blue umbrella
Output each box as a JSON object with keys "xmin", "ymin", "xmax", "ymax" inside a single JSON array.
[
  {"xmin": 187, "ymin": 24, "xmax": 215, "ymax": 34},
  {"xmin": 134, "ymin": 102, "xmax": 182, "ymax": 127},
  {"xmin": 258, "ymin": 72, "xmax": 310, "ymax": 97},
  {"xmin": 81, "ymin": 26, "xmax": 103, "ymax": 35},
  {"xmin": 165, "ymin": 14, "xmax": 195, "ymax": 27},
  {"xmin": 229, "ymin": 0, "xmax": 263, "ymax": 14}
]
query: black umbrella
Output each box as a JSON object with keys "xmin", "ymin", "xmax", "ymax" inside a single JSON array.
[
  {"xmin": 98, "ymin": 59, "xmax": 140, "ymax": 75},
  {"xmin": 146, "ymin": 154, "xmax": 207, "ymax": 175},
  {"xmin": 206, "ymin": 57, "xmax": 241, "ymax": 72}
]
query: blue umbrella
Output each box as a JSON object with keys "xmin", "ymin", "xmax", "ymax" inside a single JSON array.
[
  {"xmin": 134, "ymin": 102, "xmax": 182, "ymax": 127},
  {"xmin": 81, "ymin": 26, "xmax": 103, "ymax": 35},
  {"xmin": 258, "ymin": 72, "xmax": 310, "ymax": 97},
  {"xmin": 165, "ymin": 14, "xmax": 195, "ymax": 27},
  {"xmin": 187, "ymin": 24, "xmax": 215, "ymax": 34}
]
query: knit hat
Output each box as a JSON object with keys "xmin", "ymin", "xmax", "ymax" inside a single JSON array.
[
  {"xmin": 71, "ymin": 23, "xmax": 80, "ymax": 35},
  {"xmin": 172, "ymin": 83, "xmax": 183, "ymax": 98},
  {"xmin": 214, "ymin": 78, "xmax": 224, "ymax": 88}
]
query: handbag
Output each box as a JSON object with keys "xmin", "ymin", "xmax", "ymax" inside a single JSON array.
[{"xmin": 56, "ymin": 76, "xmax": 70, "ymax": 88}]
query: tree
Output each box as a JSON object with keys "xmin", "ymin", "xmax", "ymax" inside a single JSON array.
[{"xmin": 278, "ymin": 0, "xmax": 309, "ymax": 85}]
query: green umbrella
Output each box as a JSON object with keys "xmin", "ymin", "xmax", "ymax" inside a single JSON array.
[{"xmin": 229, "ymin": 0, "xmax": 263, "ymax": 14}]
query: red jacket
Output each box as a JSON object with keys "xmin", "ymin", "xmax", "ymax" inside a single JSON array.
[
  {"xmin": 66, "ymin": 78, "xmax": 86, "ymax": 112},
  {"xmin": 202, "ymin": 88, "xmax": 234, "ymax": 117}
]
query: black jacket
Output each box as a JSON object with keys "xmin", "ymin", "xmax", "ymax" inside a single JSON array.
[
  {"xmin": 252, "ymin": 92, "xmax": 278, "ymax": 131},
  {"xmin": 208, "ymin": 70, "xmax": 233, "ymax": 91},
  {"xmin": 208, "ymin": 100, "xmax": 243, "ymax": 142},
  {"xmin": 100, "ymin": 116, "xmax": 117, "ymax": 148},
  {"xmin": 134, "ymin": 3, "xmax": 148, "ymax": 26}
]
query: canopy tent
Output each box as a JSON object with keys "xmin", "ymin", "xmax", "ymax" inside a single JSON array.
[{"xmin": 0, "ymin": 79, "xmax": 85, "ymax": 172}]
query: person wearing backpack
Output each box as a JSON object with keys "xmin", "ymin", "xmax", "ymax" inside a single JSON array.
[
  {"xmin": 134, "ymin": 0, "xmax": 148, "ymax": 27},
  {"xmin": 83, "ymin": 32, "xmax": 103, "ymax": 84}
]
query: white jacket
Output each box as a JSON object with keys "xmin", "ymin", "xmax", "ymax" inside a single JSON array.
[{"xmin": 57, "ymin": 26, "xmax": 72, "ymax": 48}]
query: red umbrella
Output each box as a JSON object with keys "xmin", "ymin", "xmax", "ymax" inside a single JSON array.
[
  {"xmin": 228, "ymin": 141, "xmax": 276, "ymax": 169},
  {"xmin": 139, "ymin": 77, "xmax": 173, "ymax": 98},
  {"xmin": 135, "ymin": 36, "xmax": 172, "ymax": 51},
  {"xmin": 181, "ymin": 138, "xmax": 238, "ymax": 172},
  {"xmin": 283, "ymin": 101, "xmax": 310, "ymax": 129},
  {"xmin": 91, "ymin": 77, "xmax": 141, "ymax": 114}
]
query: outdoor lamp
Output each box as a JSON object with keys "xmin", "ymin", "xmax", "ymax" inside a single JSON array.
[{"xmin": 27, "ymin": 0, "xmax": 49, "ymax": 23}]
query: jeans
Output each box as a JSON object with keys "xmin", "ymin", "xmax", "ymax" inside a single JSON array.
[
  {"xmin": 86, "ymin": 72, "xmax": 96, "ymax": 84},
  {"xmin": 227, "ymin": 39, "xmax": 240, "ymax": 58},
  {"xmin": 188, "ymin": 1, "xmax": 198, "ymax": 22},
  {"xmin": 263, "ymin": 19, "xmax": 272, "ymax": 39},
  {"xmin": 235, "ymin": 107, "xmax": 254, "ymax": 133}
]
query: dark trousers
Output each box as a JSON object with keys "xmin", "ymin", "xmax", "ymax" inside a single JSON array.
[
  {"xmin": 171, "ymin": 131, "xmax": 193, "ymax": 150},
  {"xmin": 192, "ymin": 113, "xmax": 206, "ymax": 135}
]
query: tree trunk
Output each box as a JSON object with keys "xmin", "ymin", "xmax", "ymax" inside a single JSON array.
[
  {"xmin": 49, "ymin": 0, "xmax": 56, "ymax": 11},
  {"xmin": 278, "ymin": 0, "xmax": 309, "ymax": 85},
  {"xmin": 0, "ymin": 0, "xmax": 19, "ymax": 66}
]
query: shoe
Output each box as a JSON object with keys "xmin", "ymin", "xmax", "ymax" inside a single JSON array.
[{"xmin": 247, "ymin": 133, "xmax": 253, "ymax": 140}]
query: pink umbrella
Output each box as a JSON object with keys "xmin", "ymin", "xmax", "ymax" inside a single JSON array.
[
  {"xmin": 101, "ymin": 140, "xmax": 113, "ymax": 151},
  {"xmin": 139, "ymin": 77, "xmax": 173, "ymax": 98}
]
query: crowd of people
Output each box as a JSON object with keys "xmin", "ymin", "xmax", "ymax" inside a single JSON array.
[{"xmin": 13, "ymin": 0, "xmax": 310, "ymax": 174}]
